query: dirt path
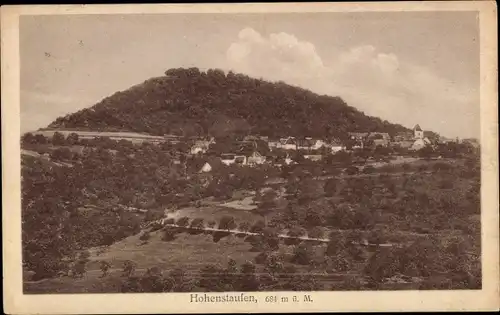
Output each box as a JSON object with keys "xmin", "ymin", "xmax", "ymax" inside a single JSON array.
[{"xmin": 141, "ymin": 222, "xmax": 400, "ymax": 248}]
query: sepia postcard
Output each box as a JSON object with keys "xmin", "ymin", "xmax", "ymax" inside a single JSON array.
[{"xmin": 2, "ymin": 2, "xmax": 499, "ymax": 314}]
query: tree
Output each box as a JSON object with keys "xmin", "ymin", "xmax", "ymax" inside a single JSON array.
[
  {"xmin": 324, "ymin": 178, "xmax": 337, "ymax": 197},
  {"xmin": 122, "ymin": 260, "xmax": 137, "ymax": 278},
  {"xmin": 161, "ymin": 229, "xmax": 177, "ymax": 242},
  {"xmin": 237, "ymin": 261, "xmax": 260, "ymax": 291},
  {"xmin": 199, "ymin": 264, "xmax": 227, "ymax": 291},
  {"xmin": 345, "ymin": 166, "xmax": 359, "ymax": 175},
  {"xmin": 292, "ymin": 243, "xmax": 315, "ymax": 265},
  {"xmin": 33, "ymin": 134, "xmax": 48, "ymax": 144},
  {"xmin": 99, "ymin": 261, "xmax": 111, "ymax": 278},
  {"xmin": 307, "ymin": 226, "xmax": 324, "ymax": 240},
  {"xmin": 262, "ymin": 227, "xmax": 280, "ymax": 251},
  {"xmin": 139, "ymin": 231, "xmax": 151, "ymax": 243},
  {"xmin": 287, "ymin": 226, "xmax": 306, "ymax": 239},
  {"xmin": 189, "ymin": 218, "xmax": 204, "ymax": 229},
  {"xmin": 250, "ymin": 220, "xmax": 266, "ymax": 233},
  {"xmin": 304, "ymin": 208, "xmax": 325, "ymax": 228},
  {"xmin": 52, "ymin": 131, "xmax": 66, "ymax": 146},
  {"xmin": 207, "ymin": 220, "xmax": 217, "ymax": 229},
  {"xmin": 21, "ymin": 132, "xmax": 35, "ymax": 145},
  {"xmin": 66, "ymin": 132, "xmax": 80, "ymax": 145},
  {"xmin": 140, "ymin": 266, "xmax": 168, "ymax": 292},
  {"xmin": 50, "ymin": 147, "xmax": 73, "ymax": 160},
  {"xmin": 218, "ymin": 215, "xmax": 237, "ymax": 231},
  {"xmin": 363, "ymin": 165, "xmax": 375, "ymax": 174},
  {"xmin": 71, "ymin": 260, "xmax": 87, "ymax": 278},
  {"xmin": 176, "ymin": 216, "xmax": 190, "ymax": 227},
  {"xmin": 238, "ymin": 221, "xmax": 251, "ymax": 232},
  {"xmin": 255, "ymin": 189, "xmax": 277, "ymax": 226},
  {"xmin": 265, "ymin": 253, "xmax": 284, "ymax": 276}
]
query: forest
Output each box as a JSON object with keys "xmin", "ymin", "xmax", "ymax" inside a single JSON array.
[{"xmin": 47, "ymin": 67, "xmax": 410, "ymax": 138}]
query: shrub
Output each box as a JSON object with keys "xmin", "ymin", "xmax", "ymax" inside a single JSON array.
[
  {"xmin": 363, "ymin": 165, "xmax": 375, "ymax": 174},
  {"xmin": 164, "ymin": 218, "xmax": 175, "ymax": 225},
  {"xmin": 218, "ymin": 215, "xmax": 237, "ymax": 231},
  {"xmin": 307, "ymin": 227, "xmax": 324, "ymax": 240},
  {"xmin": 176, "ymin": 216, "xmax": 190, "ymax": 227},
  {"xmin": 238, "ymin": 221, "xmax": 251, "ymax": 232},
  {"xmin": 161, "ymin": 229, "xmax": 177, "ymax": 242},
  {"xmin": 122, "ymin": 260, "xmax": 137, "ymax": 278},
  {"xmin": 189, "ymin": 218, "xmax": 204, "ymax": 229},
  {"xmin": 345, "ymin": 166, "xmax": 359, "ymax": 175},
  {"xmin": 291, "ymin": 243, "xmax": 315, "ymax": 265},
  {"xmin": 250, "ymin": 220, "xmax": 266, "ymax": 234},
  {"xmin": 139, "ymin": 232, "xmax": 151, "ymax": 242}
]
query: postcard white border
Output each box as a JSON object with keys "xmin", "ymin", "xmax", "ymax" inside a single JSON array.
[{"xmin": 2, "ymin": 2, "xmax": 498, "ymax": 313}]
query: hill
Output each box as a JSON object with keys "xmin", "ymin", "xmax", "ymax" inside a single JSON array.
[{"xmin": 47, "ymin": 67, "xmax": 410, "ymax": 138}]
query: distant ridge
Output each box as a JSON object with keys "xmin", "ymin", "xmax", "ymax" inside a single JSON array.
[{"xmin": 48, "ymin": 67, "xmax": 411, "ymax": 139}]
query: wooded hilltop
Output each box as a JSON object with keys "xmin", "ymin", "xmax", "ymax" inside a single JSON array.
[{"xmin": 48, "ymin": 67, "xmax": 410, "ymax": 138}]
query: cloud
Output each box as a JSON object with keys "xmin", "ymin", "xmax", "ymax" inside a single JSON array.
[{"xmin": 225, "ymin": 28, "xmax": 478, "ymax": 138}]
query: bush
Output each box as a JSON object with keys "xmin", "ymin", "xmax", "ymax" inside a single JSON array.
[
  {"xmin": 238, "ymin": 221, "xmax": 251, "ymax": 232},
  {"xmin": 189, "ymin": 218, "xmax": 204, "ymax": 229},
  {"xmin": 122, "ymin": 260, "xmax": 137, "ymax": 278},
  {"xmin": 401, "ymin": 163, "xmax": 411, "ymax": 171},
  {"xmin": 307, "ymin": 227, "xmax": 324, "ymax": 239},
  {"xmin": 254, "ymin": 252, "xmax": 269, "ymax": 265},
  {"xmin": 161, "ymin": 229, "xmax": 177, "ymax": 242},
  {"xmin": 250, "ymin": 220, "xmax": 266, "ymax": 234},
  {"xmin": 345, "ymin": 166, "xmax": 359, "ymax": 175},
  {"xmin": 50, "ymin": 147, "xmax": 73, "ymax": 161},
  {"xmin": 363, "ymin": 165, "xmax": 375, "ymax": 174},
  {"xmin": 291, "ymin": 243, "xmax": 315, "ymax": 265},
  {"xmin": 218, "ymin": 215, "xmax": 237, "ymax": 231},
  {"xmin": 433, "ymin": 162, "xmax": 452, "ymax": 172},
  {"xmin": 139, "ymin": 232, "xmax": 151, "ymax": 242},
  {"xmin": 164, "ymin": 218, "xmax": 175, "ymax": 225},
  {"xmin": 176, "ymin": 216, "xmax": 190, "ymax": 227}
]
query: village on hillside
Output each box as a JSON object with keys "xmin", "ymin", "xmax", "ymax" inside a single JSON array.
[{"xmin": 28, "ymin": 124, "xmax": 479, "ymax": 172}]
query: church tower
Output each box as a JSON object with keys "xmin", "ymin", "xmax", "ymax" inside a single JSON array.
[{"xmin": 413, "ymin": 124, "xmax": 424, "ymax": 139}]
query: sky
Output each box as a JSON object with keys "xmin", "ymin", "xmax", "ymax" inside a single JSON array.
[{"xmin": 20, "ymin": 12, "xmax": 480, "ymax": 138}]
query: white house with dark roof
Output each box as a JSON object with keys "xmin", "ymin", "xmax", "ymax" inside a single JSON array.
[{"xmin": 277, "ymin": 137, "xmax": 298, "ymax": 150}]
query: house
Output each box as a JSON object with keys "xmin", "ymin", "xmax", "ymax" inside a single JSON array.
[
  {"xmin": 413, "ymin": 124, "xmax": 424, "ymax": 139},
  {"xmin": 190, "ymin": 138, "xmax": 215, "ymax": 155},
  {"xmin": 310, "ymin": 139, "xmax": 327, "ymax": 150},
  {"xmin": 243, "ymin": 135, "xmax": 260, "ymax": 142},
  {"xmin": 394, "ymin": 132, "xmax": 414, "ymax": 142},
  {"xmin": 330, "ymin": 140, "xmax": 345, "ymax": 153},
  {"xmin": 391, "ymin": 140, "xmax": 414, "ymax": 149},
  {"xmin": 368, "ymin": 132, "xmax": 391, "ymax": 141},
  {"xmin": 284, "ymin": 155, "xmax": 296, "ymax": 165},
  {"xmin": 409, "ymin": 124, "xmax": 432, "ymax": 150},
  {"xmin": 220, "ymin": 153, "xmax": 247, "ymax": 166},
  {"xmin": 304, "ymin": 155, "xmax": 323, "ymax": 162},
  {"xmin": 349, "ymin": 132, "xmax": 369, "ymax": 141},
  {"xmin": 247, "ymin": 151, "xmax": 266, "ymax": 165},
  {"xmin": 439, "ymin": 136, "xmax": 457, "ymax": 144},
  {"xmin": 200, "ymin": 162, "xmax": 212, "ymax": 173},
  {"xmin": 267, "ymin": 139, "xmax": 279, "ymax": 150},
  {"xmin": 372, "ymin": 138, "xmax": 390, "ymax": 148},
  {"xmin": 296, "ymin": 138, "xmax": 316, "ymax": 150},
  {"xmin": 461, "ymin": 138, "xmax": 480, "ymax": 148},
  {"xmin": 410, "ymin": 138, "xmax": 432, "ymax": 151},
  {"xmin": 366, "ymin": 132, "xmax": 390, "ymax": 147},
  {"xmin": 277, "ymin": 137, "xmax": 297, "ymax": 150}
]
